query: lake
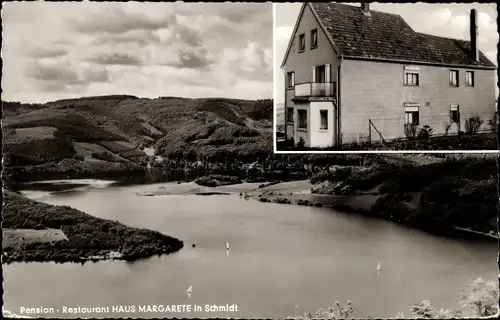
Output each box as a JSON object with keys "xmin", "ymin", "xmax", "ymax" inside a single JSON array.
[{"xmin": 3, "ymin": 179, "xmax": 497, "ymax": 319}]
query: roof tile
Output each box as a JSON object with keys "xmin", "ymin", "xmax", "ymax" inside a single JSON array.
[{"xmin": 310, "ymin": 2, "xmax": 496, "ymax": 68}]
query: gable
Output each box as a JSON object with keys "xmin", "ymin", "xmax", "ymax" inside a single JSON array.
[{"xmin": 280, "ymin": 3, "xmax": 339, "ymax": 68}]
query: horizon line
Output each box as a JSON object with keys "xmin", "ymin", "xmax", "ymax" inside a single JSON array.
[{"xmin": 2, "ymin": 94, "xmax": 274, "ymax": 105}]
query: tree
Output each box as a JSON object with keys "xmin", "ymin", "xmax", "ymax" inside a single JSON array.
[
  {"xmin": 409, "ymin": 300, "xmax": 462, "ymax": 319},
  {"xmin": 459, "ymin": 277, "xmax": 499, "ymax": 317},
  {"xmin": 290, "ymin": 301, "xmax": 354, "ymax": 320}
]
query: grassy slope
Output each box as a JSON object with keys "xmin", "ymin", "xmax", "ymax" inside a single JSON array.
[
  {"xmin": 2, "ymin": 96, "xmax": 273, "ymax": 182},
  {"xmin": 2, "ymin": 189, "xmax": 184, "ymax": 263}
]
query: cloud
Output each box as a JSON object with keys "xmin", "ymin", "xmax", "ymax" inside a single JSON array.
[
  {"xmin": 2, "ymin": 2, "xmax": 272, "ymax": 103},
  {"xmin": 92, "ymin": 30, "xmax": 161, "ymax": 45},
  {"xmin": 418, "ymin": 9, "xmax": 452, "ymax": 32},
  {"xmin": 87, "ymin": 53, "xmax": 143, "ymax": 66},
  {"xmin": 71, "ymin": 6, "xmax": 174, "ymax": 35},
  {"xmin": 27, "ymin": 47, "xmax": 68, "ymax": 58},
  {"xmin": 25, "ymin": 59, "xmax": 110, "ymax": 92},
  {"xmin": 219, "ymin": 42, "xmax": 272, "ymax": 82}
]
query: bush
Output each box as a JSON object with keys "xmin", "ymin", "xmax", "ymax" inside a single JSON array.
[
  {"xmin": 460, "ymin": 277, "xmax": 499, "ymax": 317},
  {"xmin": 194, "ymin": 175, "xmax": 242, "ymax": 187},
  {"xmin": 289, "ymin": 301, "xmax": 354, "ymax": 320},
  {"xmin": 417, "ymin": 125, "xmax": 433, "ymax": 140},
  {"xmin": 442, "ymin": 122, "xmax": 452, "ymax": 136},
  {"xmin": 297, "ymin": 137, "xmax": 306, "ymax": 148},
  {"xmin": 487, "ymin": 113, "xmax": 498, "ymax": 132},
  {"xmin": 404, "ymin": 123, "xmax": 418, "ymax": 139},
  {"xmin": 465, "ymin": 115, "xmax": 483, "ymax": 134},
  {"xmin": 289, "ymin": 277, "xmax": 498, "ymax": 320}
]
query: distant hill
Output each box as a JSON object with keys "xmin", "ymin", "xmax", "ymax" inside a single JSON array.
[{"xmin": 2, "ymin": 95, "xmax": 273, "ymax": 182}]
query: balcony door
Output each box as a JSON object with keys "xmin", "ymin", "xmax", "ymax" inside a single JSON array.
[
  {"xmin": 312, "ymin": 64, "xmax": 330, "ymax": 96},
  {"xmin": 315, "ymin": 65, "xmax": 326, "ymax": 83}
]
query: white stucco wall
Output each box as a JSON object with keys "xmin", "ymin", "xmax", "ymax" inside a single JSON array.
[
  {"xmin": 309, "ymin": 101, "xmax": 336, "ymax": 148},
  {"xmin": 294, "ymin": 102, "xmax": 310, "ymax": 146}
]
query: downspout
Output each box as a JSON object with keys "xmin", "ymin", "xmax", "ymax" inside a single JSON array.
[
  {"xmin": 337, "ymin": 57, "xmax": 342, "ymax": 147},
  {"xmin": 283, "ymin": 67, "xmax": 287, "ymax": 141}
]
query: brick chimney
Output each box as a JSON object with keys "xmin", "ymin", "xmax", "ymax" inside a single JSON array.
[
  {"xmin": 361, "ymin": 3, "xmax": 370, "ymax": 16},
  {"xmin": 470, "ymin": 9, "xmax": 479, "ymax": 62}
]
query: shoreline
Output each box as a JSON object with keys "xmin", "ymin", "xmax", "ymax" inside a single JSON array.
[
  {"xmin": 2, "ymin": 189, "xmax": 184, "ymax": 265},
  {"xmin": 135, "ymin": 179, "xmax": 499, "ymax": 242},
  {"xmin": 5, "ymin": 167, "xmax": 497, "ymax": 265},
  {"xmin": 453, "ymin": 227, "xmax": 500, "ymax": 240}
]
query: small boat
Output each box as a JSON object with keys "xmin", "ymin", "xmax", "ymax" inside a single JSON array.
[{"xmin": 186, "ymin": 285, "xmax": 193, "ymax": 299}]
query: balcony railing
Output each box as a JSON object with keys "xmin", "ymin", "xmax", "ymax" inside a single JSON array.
[{"xmin": 295, "ymin": 82, "xmax": 336, "ymax": 98}]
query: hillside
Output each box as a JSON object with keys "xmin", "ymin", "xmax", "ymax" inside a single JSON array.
[{"xmin": 2, "ymin": 95, "xmax": 273, "ymax": 183}]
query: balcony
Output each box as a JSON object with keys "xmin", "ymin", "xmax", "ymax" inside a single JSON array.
[{"xmin": 295, "ymin": 82, "xmax": 336, "ymax": 100}]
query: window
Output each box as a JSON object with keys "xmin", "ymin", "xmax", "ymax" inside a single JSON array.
[
  {"xmin": 287, "ymin": 72, "xmax": 295, "ymax": 88},
  {"xmin": 311, "ymin": 29, "xmax": 318, "ymax": 49},
  {"xmin": 299, "ymin": 34, "xmax": 305, "ymax": 52},
  {"xmin": 403, "ymin": 67, "xmax": 419, "ymax": 86},
  {"xmin": 465, "ymin": 71, "xmax": 474, "ymax": 87},
  {"xmin": 298, "ymin": 109, "xmax": 307, "ymax": 129},
  {"xmin": 404, "ymin": 104, "xmax": 419, "ymax": 125},
  {"xmin": 320, "ymin": 110, "xmax": 328, "ymax": 130},
  {"xmin": 449, "ymin": 70, "xmax": 459, "ymax": 87},
  {"xmin": 450, "ymin": 105, "xmax": 460, "ymax": 123},
  {"xmin": 286, "ymin": 107, "xmax": 294, "ymax": 123}
]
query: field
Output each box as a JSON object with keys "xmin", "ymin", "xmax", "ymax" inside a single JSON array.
[{"xmin": 2, "ymin": 228, "xmax": 68, "ymax": 249}]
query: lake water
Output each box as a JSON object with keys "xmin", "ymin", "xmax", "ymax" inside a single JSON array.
[{"xmin": 3, "ymin": 180, "xmax": 498, "ymax": 319}]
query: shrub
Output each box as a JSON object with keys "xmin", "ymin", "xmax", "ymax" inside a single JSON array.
[
  {"xmin": 404, "ymin": 123, "xmax": 418, "ymax": 140},
  {"xmin": 442, "ymin": 122, "xmax": 452, "ymax": 136},
  {"xmin": 297, "ymin": 137, "xmax": 306, "ymax": 148},
  {"xmin": 417, "ymin": 125, "xmax": 433, "ymax": 140},
  {"xmin": 465, "ymin": 115, "xmax": 483, "ymax": 135},
  {"xmin": 459, "ymin": 277, "xmax": 499, "ymax": 317},
  {"xmin": 487, "ymin": 113, "xmax": 498, "ymax": 132},
  {"xmin": 290, "ymin": 301, "xmax": 354, "ymax": 320},
  {"xmin": 194, "ymin": 175, "xmax": 241, "ymax": 187}
]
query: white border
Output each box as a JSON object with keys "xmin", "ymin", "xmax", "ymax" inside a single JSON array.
[
  {"xmin": 274, "ymin": 150, "xmax": 500, "ymax": 154},
  {"xmin": 273, "ymin": 2, "xmax": 277, "ymax": 154},
  {"xmin": 271, "ymin": 3, "xmax": 498, "ymax": 155}
]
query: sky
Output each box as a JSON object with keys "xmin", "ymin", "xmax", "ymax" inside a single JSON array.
[
  {"xmin": 2, "ymin": 2, "xmax": 273, "ymax": 103},
  {"xmin": 274, "ymin": 2, "xmax": 499, "ymax": 103}
]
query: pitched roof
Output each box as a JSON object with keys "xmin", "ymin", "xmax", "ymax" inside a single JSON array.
[{"xmin": 309, "ymin": 2, "xmax": 496, "ymax": 69}]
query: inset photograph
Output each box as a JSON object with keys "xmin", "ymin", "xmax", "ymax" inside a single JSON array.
[{"xmin": 274, "ymin": 2, "xmax": 498, "ymax": 152}]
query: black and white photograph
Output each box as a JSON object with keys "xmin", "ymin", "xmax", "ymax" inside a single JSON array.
[
  {"xmin": 274, "ymin": 2, "xmax": 498, "ymax": 151},
  {"xmin": 1, "ymin": 1, "xmax": 499, "ymax": 320}
]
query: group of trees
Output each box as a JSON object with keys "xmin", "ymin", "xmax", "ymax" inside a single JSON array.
[
  {"xmin": 2, "ymin": 190, "xmax": 183, "ymax": 264},
  {"xmin": 290, "ymin": 277, "xmax": 498, "ymax": 319}
]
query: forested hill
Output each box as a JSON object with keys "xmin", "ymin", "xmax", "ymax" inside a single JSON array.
[{"xmin": 2, "ymin": 95, "xmax": 273, "ymax": 182}]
